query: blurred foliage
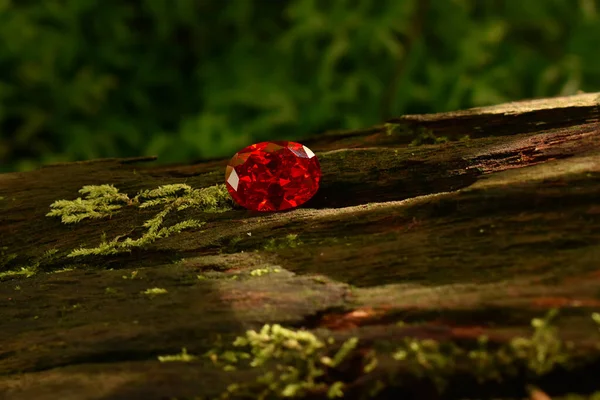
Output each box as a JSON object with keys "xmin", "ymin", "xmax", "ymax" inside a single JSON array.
[{"xmin": 0, "ymin": 0, "xmax": 599, "ymax": 172}]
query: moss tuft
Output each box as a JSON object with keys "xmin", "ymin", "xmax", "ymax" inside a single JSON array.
[
  {"xmin": 0, "ymin": 267, "xmax": 35, "ymax": 280},
  {"xmin": 158, "ymin": 348, "xmax": 197, "ymax": 362},
  {"xmin": 592, "ymin": 312, "xmax": 600, "ymax": 328},
  {"xmin": 250, "ymin": 267, "xmax": 282, "ymax": 277},
  {"xmin": 47, "ymin": 183, "xmax": 232, "ymax": 257},
  {"xmin": 135, "ymin": 183, "xmax": 231, "ymax": 213},
  {"xmin": 409, "ymin": 128, "xmax": 449, "ymax": 146},
  {"xmin": 383, "ymin": 122, "xmax": 414, "ymax": 137},
  {"xmin": 46, "ymin": 184, "xmax": 129, "ymax": 223},
  {"xmin": 142, "ymin": 287, "xmax": 168, "ymax": 296},
  {"xmin": 0, "ymin": 248, "xmax": 59, "ymax": 280},
  {"xmin": 68, "ymin": 219, "xmax": 204, "ymax": 257},
  {"xmin": 122, "ymin": 270, "xmax": 139, "ymax": 279},
  {"xmin": 0, "ymin": 246, "xmax": 17, "ymax": 270},
  {"xmin": 209, "ymin": 324, "xmax": 359, "ymax": 399},
  {"xmin": 206, "ymin": 310, "xmax": 600, "ymax": 399},
  {"xmin": 53, "ymin": 267, "xmax": 75, "ymax": 274},
  {"xmin": 263, "ymin": 234, "xmax": 302, "ymax": 251}
]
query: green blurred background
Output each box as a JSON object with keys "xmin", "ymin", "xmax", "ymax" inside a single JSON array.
[{"xmin": 0, "ymin": 0, "xmax": 599, "ymax": 172}]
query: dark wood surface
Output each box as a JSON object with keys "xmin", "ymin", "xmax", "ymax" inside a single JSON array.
[{"xmin": 1, "ymin": 93, "xmax": 599, "ymax": 400}]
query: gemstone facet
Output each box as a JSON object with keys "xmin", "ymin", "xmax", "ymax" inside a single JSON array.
[{"xmin": 225, "ymin": 141, "xmax": 321, "ymax": 212}]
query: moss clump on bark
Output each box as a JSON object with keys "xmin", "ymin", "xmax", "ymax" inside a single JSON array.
[
  {"xmin": 46, "ymin": 183, "xmax": 232, "ymax": 257},
  {"xmin": 158, "ymin": 348, "xmax": 198, "ymax": 363},
  {"xmin": 263, "ymin": 234, "xmax": 302, "ymax": 251},
  {"xmin": 250, "ymin": 267, "xmax": 282, "ymax": 277},
  {"xmin": 0, "ymin": 248, "xmax": 59, "ymax": 281},
  {"xmin": 142, "ymin": 287, "xmax": 168, "ymax": 296},
  {"xmin": 208, "ymin": 324, "xmax": 360, "ymax": 399},
  {"xmin": 204, "ymin": 310, "xmax": 600, "ymax": 399}
]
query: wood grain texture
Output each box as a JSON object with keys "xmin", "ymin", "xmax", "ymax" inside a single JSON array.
[{"xmin": 1, "ymin": 93, "xmax": 599, "ymax": 400}]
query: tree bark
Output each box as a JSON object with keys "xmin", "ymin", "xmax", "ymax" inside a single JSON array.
[{"xmin": 1, "ymin": 93, "xmax": 600, "ymax": 400}]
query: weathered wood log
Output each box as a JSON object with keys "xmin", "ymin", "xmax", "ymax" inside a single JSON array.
[{"xmin": 1, "ymin": 93, "xmax": 600, "ymax": 400}]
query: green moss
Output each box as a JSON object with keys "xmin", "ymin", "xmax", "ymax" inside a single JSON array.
[
  {"xmin": 70, "ymin": 219, "xmax": 204, "ymax": 257},
  {"xmin": 122, "ymin": 270, "xmax": 139, "ymax": 279},
  {"xmin": 209, "ymin": 324, "xmax": 359, "ymax": 399},
  {"xmin": 158, "ymin": 348, "xmax": 198, "ymax": 362},
  {"xmin": 223, "ymin": 235, "xmax": 244, "ymax": 253},
  {"xmin": 508, "ymin": 309, "xmax": 570, "ymax": 375},
  {"xmin": 409, "ymin": 127, "xmax": 449, "ymax": 146},
  {"xmin": 53, "ymin": 267, "xmax": 75, "ymax": 273},
  {"xmin": 142, "ymin": 287, "xmax": 168, "ymax": 296},
  {"xmin": 42, "ymin": 248, "xmax": 59, "ymax": 259},
  {"xmin": 383, "ymin": 122, "xmax": 415, "ymax": 137},
  {"xmin": 0, "ymin": 248, "xmax": 60, "ymax": 280},
  {"xmin": 593, "ymin": 312, "xmax": 600, "ymax": 327},
  {"xmin": 264, "ymin": 234, "xmax": 302, "ymax": 251},
  {"xmin": 249, "ymin": 267, "xmax": 282, "ymax": 277},
  {"xmin": 46, "ymin": 185, "xmax": 130, "ymax": 223},
  {"xmin": 104, "ymin": 287, "xmax": 117, "ymax": 295},
  {"xmin": 135, "ymin": 183, "xmax": 231, "ymax": 213},
  {"xmin": 206, "ymin": 310, "xmax": 600, "ymax": 399},
  {"xmin": 389, "ymin": 309, "xmax": 583, "ymax": 392},
  {"xmin": 46, "ymin": 183, "xmax": 232, "ymax": 257},
  {"xmin": 193, "ymin": 273, "xmax": 236, "ymax": 282},
  {"xmin": 0, "ymin": 266, "xmax": 35, "ymax": 280}
]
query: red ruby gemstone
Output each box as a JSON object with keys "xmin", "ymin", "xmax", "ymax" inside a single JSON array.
[{"xmin": 225, "ymin": 141, "xmax": 321, "ymax": 212}]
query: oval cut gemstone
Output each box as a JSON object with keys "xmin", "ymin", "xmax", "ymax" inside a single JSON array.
[{"xmin": 225, "ymin": 141, "xmax": 321, "ymax": 212}]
